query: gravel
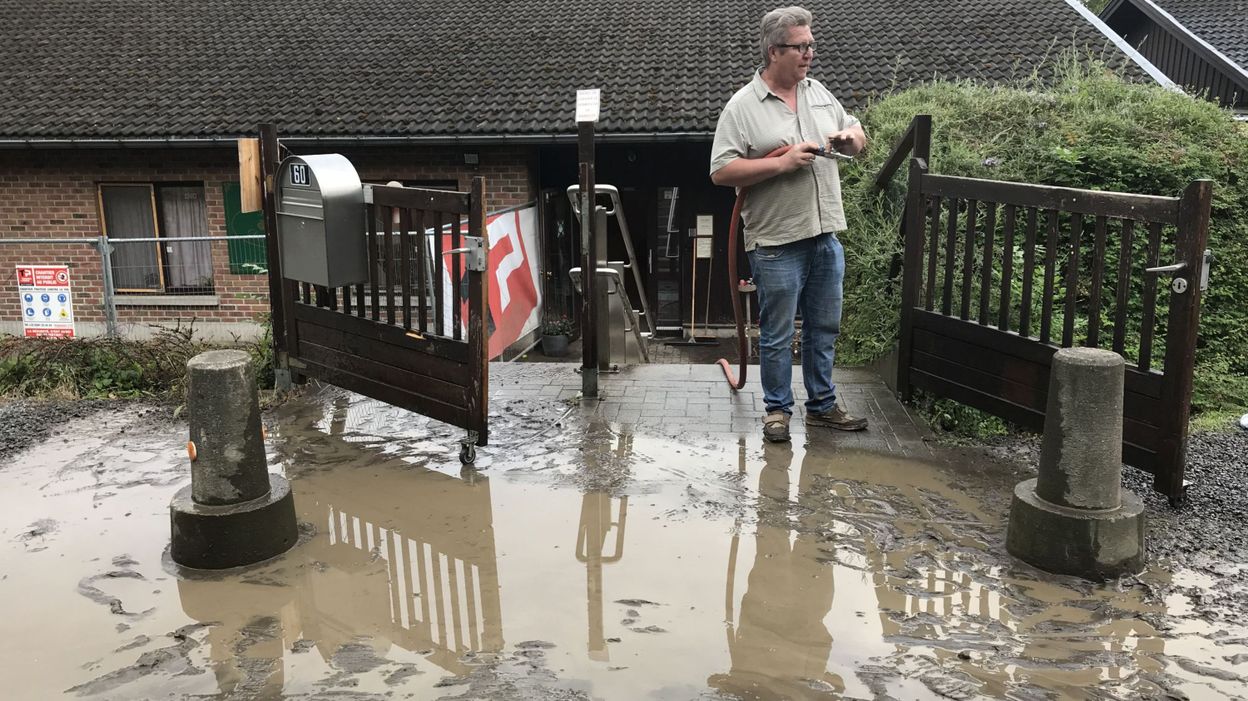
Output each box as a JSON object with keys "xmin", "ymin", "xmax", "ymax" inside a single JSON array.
[{"xmin": 0, "ymin": 399, "xmax": 116, "ymax": 464}]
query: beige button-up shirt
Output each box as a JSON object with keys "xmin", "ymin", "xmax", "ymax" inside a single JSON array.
[{"xmin": 710, "ymin": 70, "xmax": 860, "ymax": 251}]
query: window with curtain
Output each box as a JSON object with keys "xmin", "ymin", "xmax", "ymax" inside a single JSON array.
[{"xmin": 99, "ymin": 183, "xmax": 213, "ymax": 293}]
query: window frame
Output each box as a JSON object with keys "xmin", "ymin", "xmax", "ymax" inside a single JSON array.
[{"xmin": 97, "ymin": 181, "xmax": 212, "ymax": 294}]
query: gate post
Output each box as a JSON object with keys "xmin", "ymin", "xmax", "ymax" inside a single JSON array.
[
  {"xmin": 259, "ymin": 124, "xmax": 292, "ymax": 390},
  {"xmin": 467, "ymin": 176, "xmax": 490, "ymax": 446},
  {"xmin": 1154, "ymin": 179, "xmax": 1212, "ymax": 503},
  {"xmin": 912, "ymin": 114, "xmax": 931, "ymax": 164},
  {"xmin": 578, "ymin": 119, "xmax": 599, "ymax": 397},
  {"xmin": 895, "ymin": 157, "xmax": 928, "ymax": 401}
]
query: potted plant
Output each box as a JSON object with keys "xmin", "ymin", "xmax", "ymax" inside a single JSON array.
[{"xmin": 540, "ymin": 316, "xmax": 574, "ymax": 357}]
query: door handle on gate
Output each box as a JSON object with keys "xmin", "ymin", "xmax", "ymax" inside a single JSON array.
[
  {"xmin": 440, "ymin": 235, "xmax": 486, "ymax": 272},
  {"xmin": 1145, "ymin": 262, "xmax": 1187, "ymax": 274}
]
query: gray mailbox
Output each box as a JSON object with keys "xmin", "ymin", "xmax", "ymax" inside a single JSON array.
[{"xmin": 276, "ymin": 154, "xmax": 368, "ymax": 288}]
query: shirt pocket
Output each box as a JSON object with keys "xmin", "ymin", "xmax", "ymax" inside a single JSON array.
[{"xmin": 808, "ymin": 101, "xmax": 843, "ymax": 136}]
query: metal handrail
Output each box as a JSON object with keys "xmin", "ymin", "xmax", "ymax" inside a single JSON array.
[
  {"xmin": 103, "ymin": 235, "xmax": 266, "ymax": 243},
  {"xmin": 566, "ymin": 184, "xmax": 657, "ymax": 336}
]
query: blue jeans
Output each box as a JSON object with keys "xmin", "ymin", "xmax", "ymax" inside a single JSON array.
[{"xmin": 747, "ymin": 233, "xmax": 844, "ymax": 416}]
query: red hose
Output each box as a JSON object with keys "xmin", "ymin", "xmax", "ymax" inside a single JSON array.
[{"xmin": 716, "ymin": 145, "xmax": 792, "ymax": 390}]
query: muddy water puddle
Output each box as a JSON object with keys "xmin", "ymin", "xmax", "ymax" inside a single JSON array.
[{"xmin": 1, "ymin": 392, "xmax": 1246, "ymax": 700}]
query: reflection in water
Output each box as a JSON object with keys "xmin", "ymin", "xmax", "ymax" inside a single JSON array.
[
  {"xmin": 711, "ymin": 441, "xmax": 845, "ymax": 698},
  {"xmin": 313, "ymin": 463, "xmax": 504, "ymax": 674},
  {"xmin": 308, "ymin": 396, "xmax": 505, "ymax": 673},
  {"xmin": 162, "ymin": 395, "xmax": 1243, "ymax": 698},
  {"xmin": 176, "ymin": 580, "xmax": 293, "ymax": 698},
  {"xmin": 708, "ymin": 437, "xmax": 1183, "ymax": 699},
  {"xmin": 577, "ymin": 430, "xmax": 630, "ymax": 661},
  {"xmin": 578, "ymin": 493, "xmax": 627, "ymax": 661},
  {"xmin": 177, "ymin": 394, "xmax": 504, "ymax": 695}
]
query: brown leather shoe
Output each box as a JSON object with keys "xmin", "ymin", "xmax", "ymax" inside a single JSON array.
[
  {"xmin": 807, "ymin": 403, "xmax": 868, "ymax": 431},
  {"xmin": 762, "ymin": 411, "xmax": 791, "ymax": 442}
]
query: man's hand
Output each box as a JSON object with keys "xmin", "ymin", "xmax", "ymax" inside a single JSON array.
[
  {"xmin": 828, "ymin": 125, "xmax": 866, "ymax": 156},
  {"xmin": 779, "ymin": 141, "xmax": 823, "ymax": 172}
]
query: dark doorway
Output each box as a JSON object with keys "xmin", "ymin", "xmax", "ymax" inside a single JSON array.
[{"xmin": 537, "ymin": 142, "xmax": 739, "ymax": 332}]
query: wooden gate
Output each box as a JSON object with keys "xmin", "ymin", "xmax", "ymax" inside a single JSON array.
[
  {"xmin": 885, "ymin": 118, "xmax": 1211, "ymax": 504},
  {"xmin": 259, "ymin": 126, "xmax": 489, "ymax": 461}
]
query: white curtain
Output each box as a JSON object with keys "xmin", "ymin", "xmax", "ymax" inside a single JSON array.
[{"xmin": 160, "ymin": 186, "xmax": 212, "ymax": 290}]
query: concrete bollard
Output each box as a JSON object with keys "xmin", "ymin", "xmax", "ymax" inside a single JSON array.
[
  {"xmin": 1006, "ymin": 348, "xmax": 1145, "ymax": 579},
  {"xmin": 170, "ymin": 350, "xmax": 298, "ymax": 569}
]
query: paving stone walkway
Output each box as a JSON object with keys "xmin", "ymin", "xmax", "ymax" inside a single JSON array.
[{"xmin": 491, "ymin": 362, "xmax": 933, "ymax": 457}]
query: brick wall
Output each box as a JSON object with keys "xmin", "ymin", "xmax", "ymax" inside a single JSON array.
[{"xmin": 0, "ymin": 145, "xmax": 535, "ymax": 330}]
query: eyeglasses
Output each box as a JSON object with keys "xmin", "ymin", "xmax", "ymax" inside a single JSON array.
[{"xmin": 774, "ymin": 42, "xmax": 816, "ymax": 55}]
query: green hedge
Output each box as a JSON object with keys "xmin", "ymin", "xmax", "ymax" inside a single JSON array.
[{"xmin": 837, "ymin": 59, "xmax": 1248, "ymax": 420}]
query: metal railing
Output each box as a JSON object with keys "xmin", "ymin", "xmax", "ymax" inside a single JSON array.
[{"xmin": 1, "ymin": 234, "xmax": 268, "ymax": 337}]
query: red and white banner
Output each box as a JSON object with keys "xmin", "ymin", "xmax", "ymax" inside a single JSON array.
[
  {"xmin": 16, "ymin": 265, "xmax": 75, "ymax": 338},
  {"xmin": 437, "ymin": 206, "xmax": 542, "ymax": 359}
]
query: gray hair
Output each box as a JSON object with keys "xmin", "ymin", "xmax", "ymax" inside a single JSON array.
[{"xmin": 760, "ymin": 6, "xmax": 813, "ymax": 67}]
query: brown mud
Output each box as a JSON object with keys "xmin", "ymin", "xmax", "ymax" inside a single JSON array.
[{"xmin": 0, "ymin": 388, "xmax": 1245, "ymax": 699}]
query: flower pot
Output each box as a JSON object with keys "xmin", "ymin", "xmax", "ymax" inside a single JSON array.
[{"xmin": 541, "ymin": 333, "xmax": 570, "ymax": 357}]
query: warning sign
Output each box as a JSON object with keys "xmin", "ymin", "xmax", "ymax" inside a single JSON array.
[{"xmin": 16, "ymin": 265, "xmax": 75, "ymax": 338}]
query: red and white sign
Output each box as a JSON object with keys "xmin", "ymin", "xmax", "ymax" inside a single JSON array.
[
  {"xmin": 436, "ymin": 207, "xmax": 542, "ymax": 359},
  {"xmin": 16, "ymin": 265, "xmax": 75, "ymax": 338}
]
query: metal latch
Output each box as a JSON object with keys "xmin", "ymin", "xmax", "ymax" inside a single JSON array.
[
  {"xmin": 1145, "ymin": 250, "xmax": 1214, "ymax": 295},
  {"xmin": 1144, "ymin": 262, "xmax": 1186, "ymax": 274},
  {"xmin": 443, "ymin": 235, "xmax": 486, "ymax": 272},
  {"xmin": 1145, "ymin": 260, "xmax": 1188, "ymax": 293}
]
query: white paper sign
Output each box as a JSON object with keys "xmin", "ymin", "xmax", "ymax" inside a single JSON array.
[
  {"xmin": 16, "ymin": 264, "xmax": 75, "ymax": 338},
  {"xmin": 696, "ymin": 238, "xmax": 713, "ymax": 259},
  {"xmin": 695, "ymin": 215, "xmax": 714, "ymax": 259},
  {"xmin": 575, "ymin": 89, "xmax": 601, "ymax": 123}
]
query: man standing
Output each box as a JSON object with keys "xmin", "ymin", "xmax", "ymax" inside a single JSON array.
[{"xmin": 710, "ymin": 5, "xmax": 868, "ymax": 443}]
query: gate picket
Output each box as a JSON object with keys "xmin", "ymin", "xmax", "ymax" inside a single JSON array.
[
  {"xmin": 979, "ymin": 202, "xmax": 996, "ymax": 326},
  {"xmin": 1112, "ymin": 219, "xmax": 1135, "ymax": 355},
  {"xmin": 997, "ymin": 204, "xmax": 1016, "ymax": 331}
]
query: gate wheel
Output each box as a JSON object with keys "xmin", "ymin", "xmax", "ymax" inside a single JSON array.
[{"xmin": 459, "ymin": 443, "xmax": 476, "ymax": 465}]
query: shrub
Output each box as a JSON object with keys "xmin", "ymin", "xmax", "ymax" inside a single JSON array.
[{"xmin": 0, "ymin": 322, "xmax": 277, "ymax": 400}]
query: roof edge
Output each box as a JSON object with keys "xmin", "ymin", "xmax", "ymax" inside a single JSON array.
[
  {"xmin": 1063, "ymin": 0, "xmax": 1178, "ymax": 90},
  {"xmin": 0, "ymin": 131, "xmax": 715, "ymax": 150},
  {"xmin": 1103, "ymin": 0, "xmax": 1248, "ymax": 87}
]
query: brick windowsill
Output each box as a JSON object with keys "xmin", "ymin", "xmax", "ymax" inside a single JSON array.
[{"xmin": 114, "ymin": 294, "xmax": 220, "ymax": 307}]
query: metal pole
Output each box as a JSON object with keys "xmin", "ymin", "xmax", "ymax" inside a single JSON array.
[
  {"xmin": 579, "ymin": 121, "xmax": 598, "ymax": 397},
  {"xmin": 689, "ymin": 238, "xmax": 698, "ymax": 340},
  {"xmin": 96, "ymin": 236, "xmax": 118, "ymax": 338},
  {"xmin": 594, "ymin": 205, "xmax": 610, "ymax": 371}
]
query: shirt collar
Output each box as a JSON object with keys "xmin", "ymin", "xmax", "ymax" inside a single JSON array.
[{"xmin": 751, "ymin": 68, "xmax": 809, "ymax": 101}]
